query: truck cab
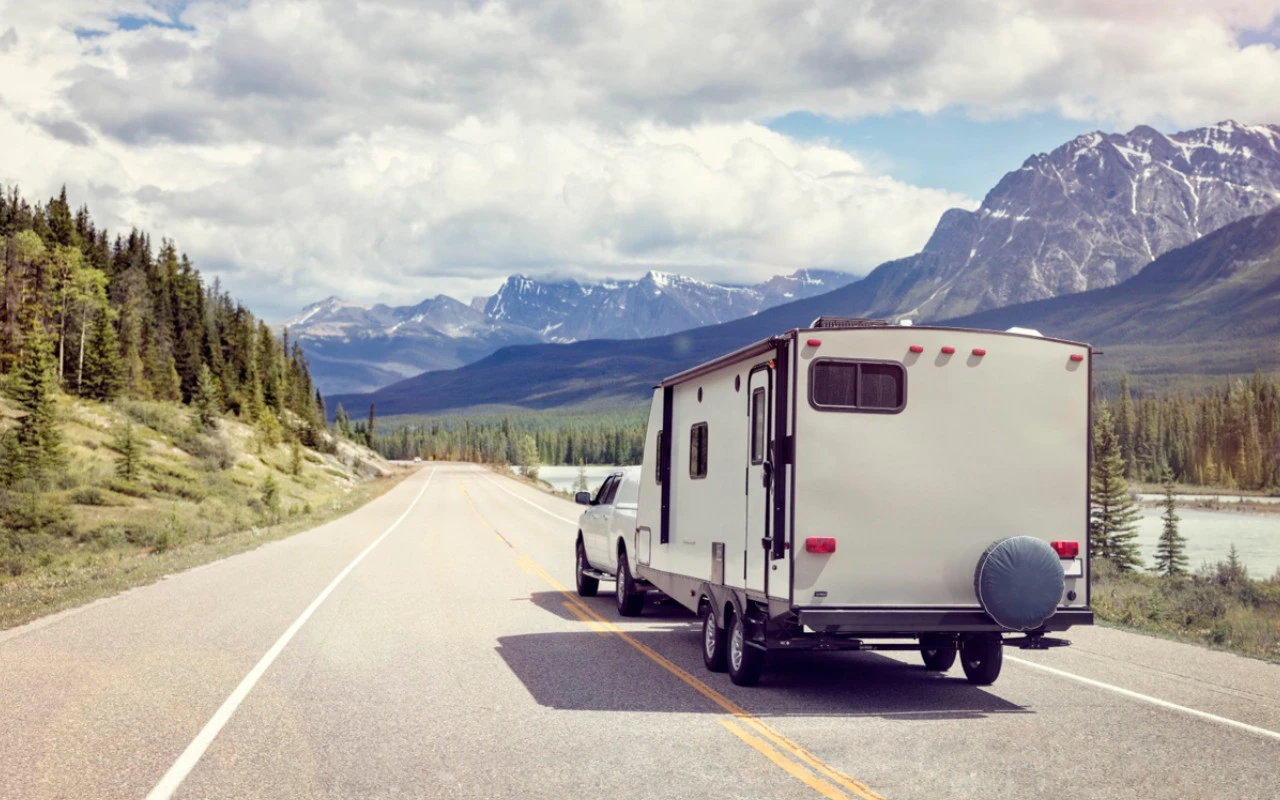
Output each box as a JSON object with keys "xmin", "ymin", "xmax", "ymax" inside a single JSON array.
[{"xmin": 573, "ymin": 467, "xmax": 646, "ymax": 613}]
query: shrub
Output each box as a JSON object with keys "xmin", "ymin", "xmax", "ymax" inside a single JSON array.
[
  {"xmin": 151, "ymin": 478, "xmax": 207, "ymax": 503},
  {"xmin": 104, "ymin": 477, "xmax": 151, "ymax": 498},
  {"xmin": 71, "ymin": 486, "xmax": 108, "ymax": 506}
]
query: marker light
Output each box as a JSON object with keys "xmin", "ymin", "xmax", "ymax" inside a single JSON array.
[
  {"xmin": 972, "ymin": 348, "xmax": 987, "ymax": 356},
  {"xmin": 806, "ymin": 537, "xmax": 837, "ymax": 554},
  {"xmin": 1051, "ymin": 541, "xmax": 1079, "ymax": 559},
  {"xmin": 1070, "ymin": 354, "xmax": 1085, "ymax": 362},
  {"xmin": 909, "ymin": 345, "xmax": 924, "ymax": 354},
  {"xmin": 941, "ymin": 346, "xmax": 956, "ymax": 355},
  {"xmin": 807, "ymin": 338, "xmax": 822, "ymax": 347}
]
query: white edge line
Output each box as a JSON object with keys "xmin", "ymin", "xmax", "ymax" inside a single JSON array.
[
  {"xmin": 478, "ymin": 471, "xmax": 578, "ymax": 525},
  {"xmin": 1007, "ymin": 655, "xmax": 1280, "ymax": 743},
  {"xmin": 145, "ymin": 467, "xmax": 436, "ymax": 800}
]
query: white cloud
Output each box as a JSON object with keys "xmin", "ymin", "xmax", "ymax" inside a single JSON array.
[{"xmin": 1, "ymin": 0, "xmax": 1279, "ymax": 316}]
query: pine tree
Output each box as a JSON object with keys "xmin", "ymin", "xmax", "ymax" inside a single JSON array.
[
  {"xmin": 574, "ymin": 459, "xmax": 588, "ymax": 492},
  {"xmin": 1153, "ymin": 468, "xmax": 1188, "ymax": 576},
  {"xmin": 114, "ymin": 422, "xmax": 142, "ymax": 481},
  {"xmin": 80, "ymin": 307, "xmax": 123, "ymax": 401},
  {"xmin": 10, "ymin": 323, "xmax": 63, "ymax": 486},
  {"xmin": 1090, "ymin": 405, "xmax": 1143, "ymax": 571},
  {"xmin": 290, "ymin": 440, "xmax": 303, "ymax": 477},
  {"xmin": 192, "ymin": 363, "xmax": 221, "ymax": 430},
  {"xmin": 334, "ymin": 403, "xmax": 352, "ymax": 439},
  {"xmin": 260, "ymin": 473, "xmax": 281, "ymax": 522},
  {"xmin": 366, "ymin": 403, "xmax": 376, "ymax": 449}
]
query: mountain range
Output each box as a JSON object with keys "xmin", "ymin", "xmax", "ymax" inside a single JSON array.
[
  {"xmin": 325, "ymin": 121, "xmax": 1280, "ymax": 417},
  {"xmin": 289, "ymin": 269, "xmax": 853, "ymax": 394}
]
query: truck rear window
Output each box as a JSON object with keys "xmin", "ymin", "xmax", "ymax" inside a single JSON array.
[{"xmin": 809, "ymin": 360, "xmax": 905, "ymax": 413}]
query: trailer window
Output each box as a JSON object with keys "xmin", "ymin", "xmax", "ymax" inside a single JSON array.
[
  {"xmin": 689, "ymin": 422, "xmax": 708, "ymax": 479},
  {"xmin": 750, "ymin": 388, "xmax": 766, "ymax": 464},
  {"xmin": 809, "ymin": 360, "xmax": 905, "ymax": 413}
]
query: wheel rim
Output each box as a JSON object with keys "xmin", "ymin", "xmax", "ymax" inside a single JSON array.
[
  {"xmin": 704, "ymin": 613, "xmax": 717, "ymax": 657},
  {"xmin": 730, "ymin": 620, "xmax": 744, "ymax": 672}
]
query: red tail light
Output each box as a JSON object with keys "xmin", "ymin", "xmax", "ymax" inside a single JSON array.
[
  {"xmin": 806, "ymin": 338, "xmax": 822, "ymax": 347},
  {"xmin": 1070, "ymin": 353, "xmax": 1085, "ymax": 362},
  {"xmin": 806, "ymin": 537, "xmax": 837, "ymax": 554},
  {"xmin": 1051, "ymin": 540, "xmax": 1079, "ymax": 558}
]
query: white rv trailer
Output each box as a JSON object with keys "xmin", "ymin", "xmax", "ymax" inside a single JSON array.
[{"xmin": 626, "ymin": 318, "xmax": 1094, "ymax": 686}]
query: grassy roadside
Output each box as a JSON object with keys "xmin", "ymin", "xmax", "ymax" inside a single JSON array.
[
  {"xmin": 0, "ymin": 394, "xmax": 411, "ymax": 631},
  {"xmin": 1091, "ymin": 559, "xmax": 1280, "ymax": 663},
  {"xmin": 0, "ymin": 472, "xmax": 408, "ymax": 630}
]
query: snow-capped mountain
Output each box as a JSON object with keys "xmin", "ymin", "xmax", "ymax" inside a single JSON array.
[
  {"xmin": 845, "ymin": 120, "xmax": 1280, "ymax": 320},
  {"xmin": 482, "ymin": 269, "xmax": 850, "ymax": 341},
  {"xmin": 289, "ymin": 268, "xmax": 854, "ymax": 394}
]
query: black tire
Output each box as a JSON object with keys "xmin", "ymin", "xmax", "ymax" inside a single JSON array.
[
  {"xmin": 702, "ymin": 606, "xmax": 728, "ymax": 673},
  {"xmin": 920, "ymin": 634, "xmax": 957, "ymax": 672},
  {"xmin": 615, "ymin": 549, "xmax": 644, "ymax": 617},
  {"xmin": 575, "ymin": 539, "xmax": 598, "ymax": 598},
  {"xmin": 960, "ymin": 634, "xmax": 1004, "ymax": 685},
  {"xmin": 727, "ymin": 612, "xmax": 765, "ymax": 686}
]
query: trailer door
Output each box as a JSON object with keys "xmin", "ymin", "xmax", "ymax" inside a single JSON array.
[{"xmin": 745, "ymin": 365, "xmax": 772, "ymax": 594}]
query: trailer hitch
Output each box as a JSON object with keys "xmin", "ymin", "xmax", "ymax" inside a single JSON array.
[{"xmin": 1003, "ymin": 633, "xmax": 1071, "ymax": 650}]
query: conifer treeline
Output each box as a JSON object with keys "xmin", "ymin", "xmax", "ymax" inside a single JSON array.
[
  {"xmin": 1101, "ymin": 373, "xmax": 1280, "ymax": 490},
  {"xmin": 366, "ymin": 410, "xmax": 646, "ymax": 466},
  {"xmin": 0, "ymin": 185, "xmax": 324, "ymax": 455}
]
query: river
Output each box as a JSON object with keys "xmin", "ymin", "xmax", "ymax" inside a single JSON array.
[{"xmin": 536, "ymin": 466, "xmax": 1280, "ymax": 576}]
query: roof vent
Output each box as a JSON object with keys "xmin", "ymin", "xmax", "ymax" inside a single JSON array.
[{"xmin": 810, "ymin": 316, "xmax": 890, "ymax": 329}]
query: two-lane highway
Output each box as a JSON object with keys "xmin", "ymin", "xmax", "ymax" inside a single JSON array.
[{"xmin": 1, "ymin": 464, "xmax": 1277, "ymax": 799}]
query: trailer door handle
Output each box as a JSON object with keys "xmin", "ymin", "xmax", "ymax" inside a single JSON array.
[{"xmin": 762, "ymin": 461, "xmax": 773, "ymax": 488}]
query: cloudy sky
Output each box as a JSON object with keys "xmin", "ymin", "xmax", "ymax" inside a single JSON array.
[{"xmin": 3, "ymin": 0, "xmax": 1280, "ymax": 319}]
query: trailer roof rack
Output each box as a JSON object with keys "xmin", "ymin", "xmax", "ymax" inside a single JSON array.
[{"xmin": 809, "ymin": 316, "xmax": 890, "ymax": 329}]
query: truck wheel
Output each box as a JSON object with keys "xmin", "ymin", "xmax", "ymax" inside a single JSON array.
[
  {"xmin": 960, "ymin": 634, "xmax": 1003, "ymax": 685},
  {"xmin": 727, "ymin": 613, "xmax": 765, "ymax": 686},
  {"xmin": 615, "ymin": 550, "xmax": 644, "ymax": 617},
  {"xmin": 702, "ymin": 606, "xmax": 728, "ymax": 672},
  {"xmin": 575, "ymin": 540, "xmax": 598, "ymax": 598},
  {"xmin": 920, "ymin": 634, "xmax": 957, "ymax": 672}
]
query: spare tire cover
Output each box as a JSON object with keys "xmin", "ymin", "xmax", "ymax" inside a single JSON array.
[{"xmin": 974, "ymin": 536, "xmax": 1064, "ymax": 631}]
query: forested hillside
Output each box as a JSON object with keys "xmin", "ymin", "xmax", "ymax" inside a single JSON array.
[{"xmin": 0, "ymin": 185, "xmax": 325, "ymax": 481}]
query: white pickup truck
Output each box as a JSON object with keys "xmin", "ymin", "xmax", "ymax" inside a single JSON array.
[{"xmin": 573, "ymin": 467, "xmax": 649, "ymax": 616}]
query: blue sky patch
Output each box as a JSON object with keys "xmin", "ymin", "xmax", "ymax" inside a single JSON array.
[{"xmin": 767, "ymin": 110, "xmax": 1103, "ymax": 200}]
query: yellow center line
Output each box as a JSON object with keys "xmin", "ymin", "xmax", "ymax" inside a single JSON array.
[
  {"xmin": 720, "ymin": 720, "xmax": 851, "ymax": 800},
  {"xmin": 561, "ymin": 601, "xmax": 611, "ymax": 636},
  {"xmin": 456, "ymin": 479, "xmax": 886, "ymax": 800}
]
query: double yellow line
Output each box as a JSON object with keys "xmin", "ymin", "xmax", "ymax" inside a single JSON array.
[{"xmin": 457, "ymin": 480, "xmax": 886, "ymax": 800}]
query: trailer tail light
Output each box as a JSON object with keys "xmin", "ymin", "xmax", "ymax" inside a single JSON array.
[
  {"xmin": 1050, "ymin": 540, "xmax": 1079, "ymax": 559},
  {"xmin": 941, "ymin": 346, "xmax": 956, "ymax": 355},
  {"xmin": 909, "ymin": 345, "xmax": 924, "ymax": 354},
  {"xmin": 1070, "ymin": 353, "xmax": 1085, "ymax": 362},
  {"xmin": 806, "ymin": 537, "xmax": 837, "ymax": 554},
  {"xmin": 806, "ymin": 338, "xmax": 822, "ymax": 347}
]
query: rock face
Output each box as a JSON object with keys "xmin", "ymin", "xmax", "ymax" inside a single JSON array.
[
  {"xmin": 288, "ymin": 269, "xmax": 853, "ymax": 393},
  {"xmin": 854, "ymin": 121, "xmax": 1280, "ymax": 320}
]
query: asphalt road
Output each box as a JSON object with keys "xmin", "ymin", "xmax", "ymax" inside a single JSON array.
[{"xmin": 2, "ymin": 463, "xmax": 1277, "ymax": 800}]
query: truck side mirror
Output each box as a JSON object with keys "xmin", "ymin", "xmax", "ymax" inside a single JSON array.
[{"xmin": 575, "ymin": 491, "xmax": 592, "ymax": 505}]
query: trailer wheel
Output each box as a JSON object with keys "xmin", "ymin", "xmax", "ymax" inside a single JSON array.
[
  {"xmin": 615, "ymin": 549, "xmax": 644, "ymax": 617},
  {"xmin": 919, "ymin": 635, "xmax": 957, "ymax": 672},
  {"xmin": 575, "ymin": 539, "xmax": 598, "ymax": 598},
  {"xmin": 727, "ymin": 613, "xmax": 765, "ymax": 686},
  {"xmin": 960, "ymin": 634, "xmax": 1003, "ymax": 685},
  {"xmin": 702, "ymin": 606, "xmax": 728, "ymax": 673}
]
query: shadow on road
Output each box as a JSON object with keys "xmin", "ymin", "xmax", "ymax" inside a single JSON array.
[
  {"xmin": 496, "ymin": 603, "xmax": 1029, "ymax": 720},
  {"xmin": 523, "ymin": 590, "xmax": 697, "ymax": 622}
]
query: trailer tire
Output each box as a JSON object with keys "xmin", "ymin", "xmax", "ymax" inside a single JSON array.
[
  {"xmin": 702, "ymin": 606, "xmax": 728, "ymax": 672},
  {"xmin": 575, "ymin": 539, "xmax": 598, "ymax": 598},
  {"xmin": 960, "ymin": 634, "xmax": 1003, "ymax": 685},
  {"xmin": 615, "ymin": 549, "xmax": 644, "ymax": 617},
  {"xmin": 919, "ymin": 635, "xmax": 957, "ymax": 672},
  {"xmin": 727, "ymin": 613, "xmax": 765, "ymax": 686}
]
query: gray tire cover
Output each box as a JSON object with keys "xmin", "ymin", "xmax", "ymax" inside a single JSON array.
[{"xmin": 974, "ymin": 536, "xmax": 1065, "ymax": 631}]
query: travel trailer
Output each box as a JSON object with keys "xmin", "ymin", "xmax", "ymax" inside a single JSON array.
[{"xmin": 622, "ymin": 318, "xmax": 1094, "ymax": 686}]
